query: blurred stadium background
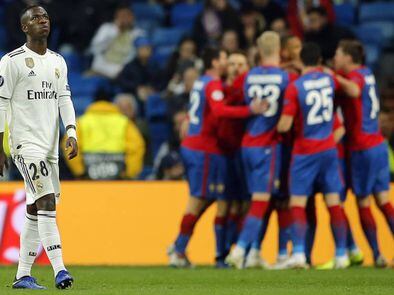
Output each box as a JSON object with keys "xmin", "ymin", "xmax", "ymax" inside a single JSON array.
[{"xmin": 0, "ymin": 0, "xmax": 393, "ymax": 293}]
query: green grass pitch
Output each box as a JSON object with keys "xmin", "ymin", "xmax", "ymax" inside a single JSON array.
[{"xmin": 0, "ymin": 266, "xmax": 393, "ymax": 294}]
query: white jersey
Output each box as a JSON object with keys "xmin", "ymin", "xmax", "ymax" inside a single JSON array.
[{"xmin": 0, "ymin": 44, "xmax": 72, "ymax": 163}]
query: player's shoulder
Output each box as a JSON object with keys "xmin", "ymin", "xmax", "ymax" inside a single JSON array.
[
  {"xmin": 6, "ymin": 46, "xmax": 26, "ymax": 58},
  {"xmin": 47, "ymin": 49, "xmax": 66, "ymax": 64},
  {"xmin": 1, "ymin": 46, "xmax": 26, "ymax": 64}
]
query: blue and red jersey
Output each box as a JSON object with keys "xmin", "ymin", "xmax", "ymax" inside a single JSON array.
[
  {"xmin": 337, "ymin": 67, "xmax": 384, "ymax": 151},
  {"xmin": 242, "ymin": 66, "xmax": 296, "ymax": 147},
  {"xmin": 218, "ymin": 72, "xmax": 248, "ymax": 154},
  {"xmin": 182, "ymin": 74, "xmax": 251, "ymax": 154},
  {"xmin": 282, "ymin": 70, "xmax": 339, "ymax": 155}
]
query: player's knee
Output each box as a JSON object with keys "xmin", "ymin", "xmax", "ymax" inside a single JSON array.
[
  {"xmin": 35, "ymin": 194, "xmax": 56, "ymax": 211},
  {"xmin": 252, "ymin": 192, "xmax": 270, "ymax": 202},
  {"xmin": 26, "ymin": 204, "xmax": 38, "ymax": 216},
  {"xmin": 373, "ymin": 191, "xmax": 390, "ymax": 207},
  {"xmin": 357, "ymin": 196, "xmax": 371, "ymax": 208},
  {"xmin": 324, "ymin": 193, "xmax": 341, "ymax": 207},
  {"xmin": 290, "ymin": 196, "xmax": 307, "ymax": 208},
  {"xmin": 216, "ymin": 200, "xmax": 229, "ymax": 217}
]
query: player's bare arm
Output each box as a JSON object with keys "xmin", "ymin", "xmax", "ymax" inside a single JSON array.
[
  {"xmin": 333, "ymin": 126, "xmax": 345, "ymax": 143},
  {"xmin": 335, "ymin": 75, "xmax": 360, "ymax": 98},
  {"xmin": 277, "ymin": 115, "xmax": 294, "ymax": 133},
  {"xmin": 249, "ymin": 97, "xmax": 269, "ymax": 115},
  {"xmin": 65, "ymin": 125, "xmax": 78, "ymax": 160}
]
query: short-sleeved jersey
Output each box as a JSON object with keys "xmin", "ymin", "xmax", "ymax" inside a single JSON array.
[
  {"xmin": 283, "ymin": 70, "xmax": 338, "ymax": 155},
  {"xmin": 338, "ymin": 67, "xmax": 384, "ymax": 151},
  {"xmin": 242, "ymin": 66, "xmax": 294, "ymax": 147},
  {"xmin": 0, "ymin": 45, "xmax": 71, "ymax": 162}
]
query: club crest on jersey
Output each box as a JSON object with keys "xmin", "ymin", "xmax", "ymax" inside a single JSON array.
[
  {"xmin": 25, "ymin": 57, "xmax": 34, "ymax": 69},
  {"xmin": 55, "ymin": 68, "xmax": 60, "ymax": 79}
]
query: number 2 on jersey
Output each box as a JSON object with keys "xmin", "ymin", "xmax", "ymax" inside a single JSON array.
[
  {"xmin": 306, "ymin": 87, "xmax": 333, "ymax": 125},
  {"xmin": 189, "ymin": 91, "xmax": 200, "ymax": 125},
  {"xmin": 29, "ymin": 161, "xmax": 49, "ymax": 180},
  {"xmin": 247, "ymin": 84, "xmax": 280, "ymax": 117}
]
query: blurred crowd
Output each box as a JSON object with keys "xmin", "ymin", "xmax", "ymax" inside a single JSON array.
[{"xmin": 0, "ymin": 0, "xmax": 393, "ymax": 181}]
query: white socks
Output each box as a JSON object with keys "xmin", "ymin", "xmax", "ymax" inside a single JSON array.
[
  {"xmin": 37, "ymin": 210, "xmax": 66, "ymax": 276},
  {"xmin": 16, "ymin": 213, "xmax": 40, "ymax": 279}
]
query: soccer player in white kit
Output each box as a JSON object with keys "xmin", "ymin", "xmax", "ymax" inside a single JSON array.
[{"xmin": 0, "ymin": 5, "xmax": 78, "ymax": 289}]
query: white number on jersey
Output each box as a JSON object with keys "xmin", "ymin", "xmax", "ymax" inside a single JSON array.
[
  {"xmin": 369, "ymin": 86, "xmax": 379, "ymax": 119},
  {"xmin": 189, "ymin": 91, "xmax": 200, "ymax": 125},
  {"xmin": 306, "ymin": 87, "xmax": 333, "ymax": 125},
  {"xmin": 247, "ymin": 84, "xmax": 281, "ymax": 117}
]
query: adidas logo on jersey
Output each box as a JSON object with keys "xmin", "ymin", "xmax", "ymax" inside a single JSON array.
[{"xmin": 28, "ymin": 70, "xmax": 36, "ymax": 77}]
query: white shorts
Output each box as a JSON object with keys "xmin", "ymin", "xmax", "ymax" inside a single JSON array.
[{"xmin": 14, "ymin": 155, "xmax": 60, "ymax": 205}]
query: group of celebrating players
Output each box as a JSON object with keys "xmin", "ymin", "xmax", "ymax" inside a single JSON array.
[{"xmin": 167, "ymin": 31, "xmax": 394, "ymax": 270}]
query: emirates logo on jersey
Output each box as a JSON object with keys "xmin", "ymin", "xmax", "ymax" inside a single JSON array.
[{"xmin": 25, "ymin": 57, "xmax": 34, "ymax": 69}]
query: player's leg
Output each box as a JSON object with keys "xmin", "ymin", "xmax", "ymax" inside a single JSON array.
[
  {"xmin": 225, "ymin": 152, "xmax": 250, "ymax": 253},
  {"xmin": 321, "ymin": 149, "xmax": 349, "ymax": 268},
  {"xmin": 226, "ymin": 200, "xmax": 241, "ymax": 252},
  {"xmin": 245, "ymin": 201, "xmax": 273, "ymax": 268},
  {"xmin": 170, "ymin": 148, "xmax": 211, "ymax": 266},
  {"xmin": 215, "ymin": 199, "xmax": 229, "ymax": 267},
  {"xmin": 372, "ymin": 142, "xmax": 394, "ymax": 234},
  {"xmin": 13, "ymin": 203, "xmax": 44, "ymax": 289},
  {"xmin": 276, "ymin": 153, "xmax": 318, "ymax": 269},
  {"xmin": 12, "ymin": 157, "xmax": 46, "ymax": 289},
  {"xmin": 351, "ymin": 148, "xmax": 382, "ymax": 264},
  {"xmin": 374, "ymin": 191, "xmax": 394, "ymax": 233},
  {"xmin": 305, "ymin": 196, "xmax": 316, "ymax": 266},
  {"xmin": 171, "ymin": 196, "xmax": 210, "ymax": 267},
  {"xmin": 227, "ymin": 145, "xmax": 279, "ymax": 268},
  {"xmin": 339, "ymin": 158, "xmax": 363, "ymax": 265},
  {"xmin": 277, "ymin": 199, "xmax": 292, "ymax": 263}
]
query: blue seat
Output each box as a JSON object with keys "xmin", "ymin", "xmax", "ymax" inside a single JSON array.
[
  {"xmin": 132, "ymin": 3, "xmax": 165, "ymax": 24},
  {"xmin": 334, "ymin": 3, "xmax": 355, "ymax": 26},
  {"xmin": 146, "ymin": 94, "xmax": 170, "ymax": 158},
  {"xmin": 73, "ymin": 96, "xmax": 93, "ymax": 116},
  {"xmin": 62, "ymin": 51, "xmax": 82, "ymax": 73},
  {"xmin": 364, "ymin": 45, "xmax": 380, "ymax": 68},
  {"xmin": 152, "ymin": 28, "xmax": 186, "ymax": 47},
  {"xmin": 69, "ymin": 75, "xmax": 111, "ymax": 96},
  {"xmin": 170, "ymin": 2, "xmax": 203, "ymax": 30},
  {"xmin": 359, "ymin": 2, "xmax": 394, "ymax": 23},
  {"xmin": 152, "ymin": 45, "xmax": 176, "ymax": 68},
  {"xmin": 146, "ymin": 94, "xmax": 168, "ymax": 120},
  {"xmin": 362, "ymin": 21, "xmax": 394, "ymax": 48},
  {"xmin": 353, "ymin": 25, "xmax": 384, "ymax": 47},
  {"xmin": 148, "ymin": 122, "xmax": 171, "ymax": 159}
]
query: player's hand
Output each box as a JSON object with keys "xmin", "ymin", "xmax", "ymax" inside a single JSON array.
[
  {"xmin": 0, "ymin": 150, "xmax": 9, "ymax": 177},
  {"xmin": 322, "ymin": 66, "xmax": 334, "ymax": 76},
  {"xmin": 179, "ymin": 118, "xmax": 190, "ymax": 140},
  {"xmin": 65, "ymin": 137, "xmax": 78, "ymax": 160},
  {"xmin": 250, "ymin": 98, "xmax": 270, "ymax": 115}
]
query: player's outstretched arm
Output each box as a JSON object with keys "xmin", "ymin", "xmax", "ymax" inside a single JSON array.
[{"xmin": 335, "ymin": 75, "xmax": 360, "ymax": 98}]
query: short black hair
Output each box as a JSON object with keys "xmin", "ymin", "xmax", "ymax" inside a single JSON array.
[
  {"xmin": 307, "ymin": 6, "xmax": 328, "ymax": 17},
  {"xmin": 300, "ymin": 42, "xmax": 322, "ymax": 66},
  {"xmin": 20, "ymin": 5, "xmax": 44, "ymax": 24},
  {"xmin": 201, "ymin": 47, "xmax": 221, "ymax": 70},
  {"xmin": 338, "ymin": 40, "xmax": 365, "ymax": 65}
]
